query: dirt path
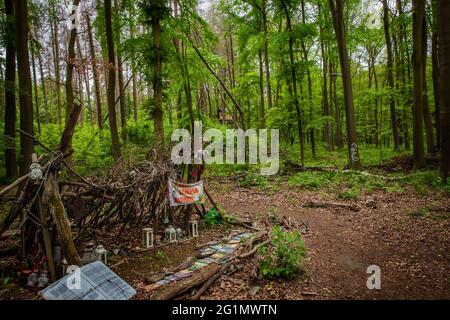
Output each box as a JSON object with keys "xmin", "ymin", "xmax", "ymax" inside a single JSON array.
[{"xmin": 205, "ymin": 180, "xmax": 450, "ymax": 300}]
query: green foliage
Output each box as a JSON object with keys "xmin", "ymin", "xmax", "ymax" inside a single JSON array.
[
  {"xmin": 204, "ymin": 207, "xmax": 223, "ymax": 227},
  {"xmin": 259, "ymin": 225, "xmax": 306, "ymax": 279},
  {"xmin": 154, "ymin": 250, "xmax": 166, "ymax": 260},
  {"xmin": 287, "ymin": 172, "xmax": 329, "ymax": 189},
  {"xmin": 338, "ymin": 187, "xmax": 360, "ymax": 200},
  {"xmin": 238, "ymin": 173, "xmax": 268, "ymax": 188}
]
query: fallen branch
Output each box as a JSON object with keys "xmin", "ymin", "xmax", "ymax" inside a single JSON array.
[
  {"xmin": 110, "ymin": 259, "xmax": 127, "ymax": 269},
  {"xmin": 191, "ymin": 263, "xmax": 229, "ymax": 300},
  {"xmin": 239, "ymin": 239, "xmax": 270, "ymax": 259},
  {"xmin": 150, "ymin": 263, "xmax": 221, "ymax": 300}
]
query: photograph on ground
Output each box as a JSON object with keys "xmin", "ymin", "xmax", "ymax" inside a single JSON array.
[{"xmin": 0, "ymin": 0, "xmax": 449, "ymax": 303}]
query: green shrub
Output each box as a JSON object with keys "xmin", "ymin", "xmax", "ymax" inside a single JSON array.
[
  {"xmin": 204, "ymin": 207, "xmax": 222, "ymax": 226},
  {"xmin": 259, "ymin": 226, "xmax": 306, "ymax": 279}
]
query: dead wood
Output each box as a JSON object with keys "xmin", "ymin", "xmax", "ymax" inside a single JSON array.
[
  {"xmin": 43, "ymin": 171, "xmax": 81, "ymax": 266},
  {"xmin": 239, "ymin": 239, "xmax": 270, "ymax": 259},
  {"xmin": 191, "ymin": 263, "xmax": 229, "ymax": 300},
  {"xmin": 150, "ymin": 263, "xmax": 221, "ymax": 300}
]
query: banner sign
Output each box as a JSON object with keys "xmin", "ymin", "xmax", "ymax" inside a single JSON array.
[{"xmin": 168, "ymin": 179, "xmax": 205, "ymax": 207}]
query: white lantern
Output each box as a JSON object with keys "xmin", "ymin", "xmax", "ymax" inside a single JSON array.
[
  {"xmin": 81, "ymin": 240, "xmax": 97, "ymax": 265},
  {"xmin": 95, "ymin": 244, "xmax": 108, "ymax": 265},
  {"xmin": 165, "ymin": 227, "xmax": 177, "ymax": 243},
  {"xmin": 176, "ymin": 228, "xmax": 183, "ymax": 240},
  {"xmin": 142, "ymin": 228, "xmax": 154, "ymax": 248},
  {"xmin": 189, "ymin": 221, "xmax": 199, "ymax": 238}
]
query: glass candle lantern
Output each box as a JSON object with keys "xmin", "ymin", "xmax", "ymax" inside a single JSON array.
[
  {"xmin": 188, "ymin": 221, "xmax": 199, "ymax": 238},
  {"xmin": 142, "ymin": 228, "xmax": 154, "ymax": 248},
  {"xmin": 165, "ymin": 227, "xmax": 177, "ymax": 243},
  {"xmin": 95, "ymin": 244, "xmax": 108, "ymax": 265}
]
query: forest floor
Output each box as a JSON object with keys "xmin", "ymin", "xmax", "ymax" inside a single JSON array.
[
  {"xmin": 0, "ymin": 165, "xmax": 449, "ymax": 300},
  {"xmin": 201, "ymin": 176, "xmax": 450, "ymax": 299}
]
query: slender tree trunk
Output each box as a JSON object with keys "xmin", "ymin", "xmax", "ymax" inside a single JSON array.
[
  {"xmin": 258, "ymin": 50, "xmax": 265, "ymax": 128},
  {"xmin": 80, "ymin": 37, "xmax": 94, "ymax": 127},
  {"xmin": 329, "ymin": 0, "xmax": 361, "ymax": 169},
  {"xmin": 283, "ymin": 1, "xmax": 305, "ymax": 167},
  {"xmin": 31, "ymin": 47, "xmax": 41, "ymax": 134},
  {"xmin": 15, "ymin": 0, "xmax": 35, "ymax": 176},
  {"xmin": 130, "ymin": 25, "xmax": 139, "ymax": 122},
  {"xmin": 117, "ymin": 56, "xmax": 127, "ymax": 140},
  {"xmin": 150, "ymin": 0, "xmax": 165, "ymax": 155},
  {"xmin": 438, "ymin": 0, "xmax": 450, "ymax": 179},
  {"xmin": 421, "ymin": 19, "xmax": 436, "ymax": 154},
  {"xmin": 319, "ymin": 3, "xmax": 332, "ymax": 151},
  {"xmin": 382, "ymin": 0, "xmax": 400, "ymax": 152},
  {"xmin": 65, "ymin": 0, "xmax": 81, "ymax": 126},
  {"xmin": 37, "ymin": 41, "xmax": 49, "ymax": 125},
  {"xmin": 51, "ymin": 8, "xmax": 62, "ymax": 130},
  {"xmin": 396, "ymin": 0, "xmax": 410, "ymax": 150},
  {"xmin": 412, "ymin": 0, "xmax": 427, "ymax": 168},
  {"xmin": 85, "ymin": 11, "xmax": 103, "ymax": 129},
  {"xmin": 4, "ymin": 0, "xmax": 18, "ymax": 178},
  {"xmin": 431, "ymin": 16, "xmax": 440, "ymax": 149},
  {"xmin": 104, "ymin": 0, "xmax": 121, "ymax": 160},
  {"xmin": 262, "ymin": 0, "xmax": 272, "ymax": 110}
]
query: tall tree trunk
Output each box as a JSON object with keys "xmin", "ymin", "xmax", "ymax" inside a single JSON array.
[
  {"xmin": 115, "ymin": 0, "xmax": 127, "ymax": 141},
  {"xmin": 301, "ymin": 0, "xmax": 315, "ymax": 157},
  {"xmin": 130, "ymin": 25, "xmax": 139, "ymax": 121},
  {"xmin": 80, "ymin": 37, "xmax": 94, "ymax": 127},
  {"xmin": 262, "ymin": 0, "xmax": 272, "ymax": 110},
  {"xmin": 104, "ymin": 0, "xmax": 121, "ymax": 160},
  {"xmin": 150, "ymin": 0, "xmax": 165, "ymax": 156},
  {"xmin": 431, "ymin": 8, "xmax": 440, "ymax": 149},
  {"xmin": 15, "ymin": 0, "xmax": 34, "ymax": 176},
  {"xmin": 438, "ymin": 0, "xmax": 450, "ymax": 179},
  {"xmin": 4, "ymin": 0, "xmax": 18, "ymax": 178},
  {"xmin": 396, "ymin": 0, "xmax": 410, "ymax": 150},
  {"xmin": 85, "ymin": 11, "xmax": 103, "ymax": 129},
  {"xmin": 50, "ymin": 7, "xmax": 62, "ymax": 130},
  {"xmin": 283, "ymin": 1, "xmax": 305, "ymax": 167},
  {"xmin": 328, "ymin": 0, "xmax": 361, "ymax": 169},
  {"xmin": 36, "ymin": 40, "xmax": 49, "ymax": 125},
  {"xmin": 31, "ymin": 46, "xmax": 41, "ymax": 134},
  {"xmin": 258, "ymin": 49, "xmax": 266, "ymax": 128},
  {"xmin": 421, "ymin": 16, "xmax": 436, "ymax": 154},
  {"xmin": 117, "ymin": 56, "xmax": 127, "ymax": 141},
  {"xmin": 412, "ymin": 0, "xmax": 427, "ymax": 168},
  {"xmin": 65, "ymin": 0, "xmax": 81, "ymax": 125},
  {"xmin": 382, "ymin": 0, "xmax": 400, "ymax": 152},
  {"xmin": 319, "ymin": 3, "xmax": 332, "ymax": 151}
]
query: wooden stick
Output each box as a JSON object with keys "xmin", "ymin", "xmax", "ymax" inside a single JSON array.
[
  {"xmin": 191, "ymin": 263, "xmax": 229, "ymax": 300},
  {"xmin": 239, "ymin": 239, "xmax": 270, "ymax": 259},
  {"xmin": 36, "ymin": 193, "xmax": 56, "ymax": 282}
]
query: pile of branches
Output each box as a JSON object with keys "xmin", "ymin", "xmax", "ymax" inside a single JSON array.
[{"xmin": 62, "ymin": 160, "xmax": 186, "ymax": 237}]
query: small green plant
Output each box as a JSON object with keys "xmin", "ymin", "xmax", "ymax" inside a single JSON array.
[
  {"xmin": 288, "ymin": 172, "xmax": 330, "ymax": 189},
  {"xmin": 204, "ymin": 208, "xmax": 222, "ymax": 227},
  {"xmin": 155, "ymin": 250, "xmax": 166, "ymax": 260},
  {"xmin": 258, "ymin": 225, "xmax": 306, "ymax": 279},
  {"xmin": 239, "ymin": 173, "xmax": 268, "ymax": 188},
  {"xmin": 338, "ymin": 187, "xmax": 360, "ymax": 199}
]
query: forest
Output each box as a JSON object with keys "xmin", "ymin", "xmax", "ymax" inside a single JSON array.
[{"xmin": 0, "ymin": 0, "xmax": 449, "ymax": 301}]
